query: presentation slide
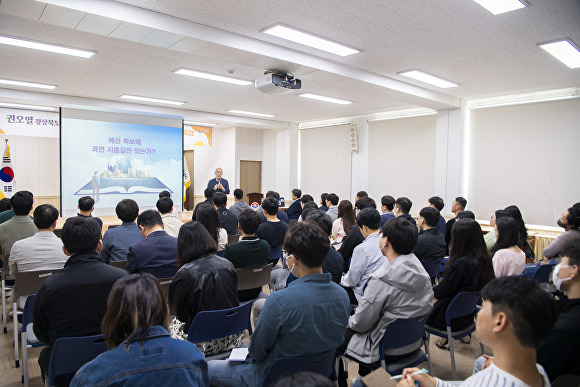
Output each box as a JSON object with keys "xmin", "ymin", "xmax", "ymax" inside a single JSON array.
[{"xmin": 61, "ymin": 112, "xmax": 182, "ymax": 217}]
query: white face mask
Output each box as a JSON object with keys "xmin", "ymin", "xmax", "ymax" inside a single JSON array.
[{"xmin": 552, "ymin": 264, "xmax": 573, "ymax": 291}]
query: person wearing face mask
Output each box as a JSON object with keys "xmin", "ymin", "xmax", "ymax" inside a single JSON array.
[{"xmin": 542, "ymin": 203, "xmax": 580, "ymax": 263}]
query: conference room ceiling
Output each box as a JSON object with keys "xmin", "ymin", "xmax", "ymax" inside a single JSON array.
[{"xmin": 0, "ymin": 0, "xmax": 579, "ymax": 125}]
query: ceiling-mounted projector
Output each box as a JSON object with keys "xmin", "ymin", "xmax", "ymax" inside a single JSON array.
[{"xmin": 255, "ymin": 71, "xmax": 301, "ymax": 94}]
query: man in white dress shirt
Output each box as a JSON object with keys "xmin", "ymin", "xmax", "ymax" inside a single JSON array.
[{"xmin": 156, "ymin": 197, "xmax": 183, "ymax": 238}]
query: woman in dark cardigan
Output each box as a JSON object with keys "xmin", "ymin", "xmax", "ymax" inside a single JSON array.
[{"xmin": 426, "ymin": 218, "xmax": 495, "ymax": 345}]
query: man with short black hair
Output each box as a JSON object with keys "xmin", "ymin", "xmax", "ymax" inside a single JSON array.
[
  {"xmin": 33, "ymin": 217, "xmax": 126, "ymax": 386},
  {"xmin": 305, "ymin": 211, "xmax": 343, "ymax": 284},
  {"xmin": 213, "ymin": 191, "xmax": 238, "ymax": 235},
  {"xmin": 413, "ymin": 207, "xmax": 446, "ymax": 264},
  {"xmin": 0, "ymin": 190, "xmax": 37, "ymax": 259},
  {"xmin": 156, "ymin": 197, "xmax": 183, "ymax": 237},
  {"xmin": 208, "ymin": 222, "xmax": 351, "ymax": 387},
  {"xmin": 127, "ymin": 210, "xmax": 178, "ymax": 278},
  {"xmin": 428, "ymin": 196, "xmax": 446, "ymax": 236},
  {"xmin": 380, "ymin": 195, "xmax": 396, "ymax": 227},
  {"xmin": 77, "ymin": 196, "xmax": 103, "ymax": 230},
  {"xmin": 340, "ymin": 208, "xmax": 384, "ymax": 304},
  {"xmin": 159, "ymin": 190, "xmax": 178, "ymax": 217},
  {"xmin": 259, "ymin": 191, "xmax": 289, "ymax": 224},
  {"xmin": 393, "ymin": 197, "xmax": 416, "ymax": 226},
  {"xmin": 338, "ymin": 196, "xmax": 377, "ymax": 272},
  {"xmin": 100, "ymin": 199, "xmax": 142, "ymax": 263},
  {"xmin": 326, "ymin": 193, "xmax": 340, "ymax": 222},
  {"xmin": 192, "ymin": 187, "xmax": 215, "ymax": 221},
  {"xmin": 445, "ymin": 196, "xmax": 467, "ymax": 254},
  {"xmin": 229, "ymin": 188, "xmax": 250, "ymax": 218},
  {"xmin": 224, "ymin": 209, "xmax": 270, "ymax": 301},
  {"xmin": 286, "ymin": 188, "xmax": 303, "ymax": 221},
  {"xmin": 256, "ymin": 197, "xmax": 289, "ymax": 262}
]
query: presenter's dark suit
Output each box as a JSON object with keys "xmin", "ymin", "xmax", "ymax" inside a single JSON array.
[
  {"xmin": 286, "ymin": 199, "xmax": 302, "ymax": 221},
  {"xmin": 207, "ymin": 178, "xmax": 230, "ymax": 194},
  {"xmin": 127, "ymin": 230, "xmax": 179, "ymax": 278}
]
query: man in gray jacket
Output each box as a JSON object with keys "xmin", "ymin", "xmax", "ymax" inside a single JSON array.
[{"xmin": 340, "ymin": 216, "xmax": 433, "ymax": 379}]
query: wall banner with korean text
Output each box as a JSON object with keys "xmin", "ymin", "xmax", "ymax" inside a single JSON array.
[
  {"xmin": 0, "ymin": 108, "xmax": 59, "ymax": 138},
  {"xmin": 184, "ymin": 125, "xmax": 212, "ymax": 149}
]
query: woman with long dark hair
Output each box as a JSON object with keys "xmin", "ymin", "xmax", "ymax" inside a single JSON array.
[
  {"xmin": 426, "ymin": 218, "xmax": 495, "ymax": 346},
  {"xmin": 490, "ymin": 217, "xmax": 526, "ymax": 277},
  {"xmin": 168, "ymin": 222, "xmax": 240, "ymax": 356},
  {"xmin": 70, "ymin": 273, "xmax": 209, "ymax": 386},
  {"xmin": 504, "ymin": 205, "xmax": 534, "ymax": 261},
  {"xmin": 332, "ymin": 200, "xmax": 356, "ymax": 243},
  {"xmin": 195, "ymin": 203, "xmax": 227, "ymax": 251}
]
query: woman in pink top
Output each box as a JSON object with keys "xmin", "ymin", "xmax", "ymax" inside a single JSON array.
[
  {"xmin": 490, "ymin": 217, "xmax": 526, "ymax": 277},
  {"xmin": 332, "ymin": 200, "xmax": 356, "ymax": 243}
]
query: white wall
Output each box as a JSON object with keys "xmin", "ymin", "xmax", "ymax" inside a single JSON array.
[{"xmin": 468, "ymin": 98, "xmax": 580, "ymax": 226}]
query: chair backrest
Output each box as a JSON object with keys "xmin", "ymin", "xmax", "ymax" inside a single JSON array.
[
  {"xmin": 379, "ymin": 312, "xmax": 430, "ymax": 358},
  {"xmin": 48, "ymin": 334, "xmax": 107, "ymax": 386},
  {"xmin": 158, "ymin": 277, "xmax": 173, "ymax": 300},
  {"xmin": 532, "ymin": 264, "xmax": 555, "ymax": 284},
  {"xmin": 109, "ymin": 260, "xmax": 127, "ymax": 270},
  {"xmin": 228, "ymin": 234, "xmax": 240, "ymax": 245},
  {"xmin": 268, "ymin": 246, "xmax": 283, "ymax": 261},
  {"xmin": 188, "ymin": 301, "xmax": 253, "ymax": 343},
  {"xmin": 1, "ymin": 254, "xmax": 10, "ymax": 279},
  {"xmin": 261, "ymin": 349, "xmax": 336, "ymax": 387},
  {"xmin": 420, "ymin": 259, "xmax": 442, "ymax": 278},
  {"xmin": 445, "ymin": 291, "xmax": 479, "ymax": 326},
  {"xmin": 13, "ymin": 270, "xmax": 60, "ymax": 299},
  {"xmin": 21, "ymin": 294, "xmax": 36, "ymax": 333},
  {"xmin": 236, "ymin": 263, "xmax": 273, "ymax": 291}
]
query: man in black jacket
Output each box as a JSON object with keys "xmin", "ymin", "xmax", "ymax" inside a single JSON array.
[
  {"xmin": 213, "ymin": 192, "xmax": 238, "ymax": 235},
  {"xmin": 413, "ymin": 207, "xmax": 446, "ymax": 262},
  {"xmin": 393, "ymin": 197, "xmax": 416, "ymax": 226},
  {"xmin": 33, "ymin": 217, "xmax": 126, "ymax": 386}
]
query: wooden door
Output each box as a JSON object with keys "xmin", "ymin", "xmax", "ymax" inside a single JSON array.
[
  {"xmin": 184, "ymin": 150, "xmax": 195, "ymax": 210},
  {"xmin": 240, "ymin": 161, "xmax": 261, "ymax": 204}
]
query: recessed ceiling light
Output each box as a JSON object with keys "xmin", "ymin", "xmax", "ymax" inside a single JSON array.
[
  {"xmin": 397, "ymin": 70, "xmax": 459, "ymax": 88},
  {"xmin": 472, "ymin": 0, "xmax": 527, "ymax": 15},
  {"xmin": 184, "ymin": 121, "xmax": 217, "ymax": 127},
  {"xmin": 227, "ymin": 110, "xmax": 277, "ymax": 118},
  {"xmin": 0, "ymin": 78, "xmax": 56, "ymax": 90},
  {"xmin": 174, "ymin": 69, "xmax": 253, "ymax": 86},
  {"xmin": 0, "ymin": 102, "xmax": 58, "ymax": 112},
  {"xmin": 299, "ymin": 93, "xmax": 353, "ymax": 105},
  {"xmin": 120, "ymin": 95, "xmax": 185, "ymax": 106},
  {"xmin": 0, "ymin": 35, "xmax": 95, "ymax": 58},
  {"xmin": 261, "ymin": 23, "xmax": 360, "ymax": 57},
  {"xmin": 538, "ymin": 39, "xmax": 580, "ymax": 69}
]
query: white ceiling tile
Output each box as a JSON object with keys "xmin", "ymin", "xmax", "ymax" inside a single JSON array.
[
  {"xmin": 195, "ymin": 44, "xmax": 236, "ymax": 59},
  {"xmin": 39, "ymin": 4, "xmax": 85, "ymax": 29},
  {"xmin": 109, "ymin": 22, "xmax": 155, "ymax": 43},
  {"xmin": 169, "ymin": 37, "xmax": 212, "ymax": 54},
  {"xmin": 0, "ymin": 0, "xmax": 46, "ymax": 21},
  {"xmin": 140, "ymin": 29, "xmax": 183, "ymax": 48},
  {"xmin": 76, "ymin": 14, "xmax": 123, "ymax": 36}
]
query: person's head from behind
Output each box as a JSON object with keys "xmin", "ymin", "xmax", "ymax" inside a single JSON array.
[
  {"xmin": 300, "ymin": 194, "xmax": 314, "ymax": 206},
  {"xmin": 300, "ymin": 202, "xmax": 319, "ymax": 220},
  {"xmin": 212, "ymin": 192, "xmax": 227, "ymax": 208},
  {"xmin": 33, "ymin": 204, "xmax": 59, "ymax": 230},
  {"xmin": 478, "ymin": 276, "xmax": 556, "ymax": 350},
  {"xmin": 177, "ymin": 221, "xmax": 217, "ymax": 266},
  {"xmin": 265, "ymin": 191, "xmax": 280, "ymax": 201},
  {"xmin": 262, "ymin": 197, "xmax": 279, "ymax": 216},
  {"xmin": 355, "ymin": 191, "xmax": 368, "ymax": 202},
  {"xmin": 136, "ymin": 210, "xmax": 163, "ymax": 237},
  {"xmin": 158, "ymin": 190, "xmax": 171, "ymax": 199},
  {"xmin": 156, "ymin": 197, "xmax": 173, "ymax": 215},
  {"xmin": 320, "ymin": 193, "xmax": 328, "ymax": 206},
  {"xmin": 305, "ymin": 211, "xmax": 333, "ymax": 237},
  {"xmin": 284, "ymin": 222, "xmax": 329, "ymax": 275},
  {"xmin": 204, "ymin": 187, "xmax": 215, "ymax": 200},
  {"xmin": 326, "ymin": 193, "xmax": 339, "ymax": 207},
  {"xmin": 238, "ymin": 209, "xmax": 261, "ymax": 236},
  {"xmin": 394, "ymin": 197, "xmax": 412, "ymax": 216},
  {"xmin": 491, "ymin": 216, "xmax": 520, "ymax": 256},
  {"xmin": 0, "ymin": 198, "xmax": 11, "ymax": 213},
  {"xmin": 61, "ymin": 217, "xmax": 102, "ymax": 256},
  {"xmin": 272, "ymin": 371, "xmax": 334, "ymax": 387},
  {"xmin": 381, "ymin": 195, "xmax": 395, "ymax": 212},
  {"xmin": 233, "ymin": 188, "xmax": 244, "ymax": 201},
  {"xmin": 116, "ymin": 199, "xmax": 139, "ymax": 223},
  {"xmin": 291, "ymin": 188, "xmax": 302, "ymax": 200},
  {"xmin": 452, "ymin": 196, "xmax": 467, "ymax": 214},
  {"xmin": 428, "ymin": 196, "xmax": 444, "ymax": 212},
  {"xmin": 356, "ymin": 208, "xmax": 381, "ymax": 237},
  {"xmin": 10, "ymin": 190, "xmax": 33, "ymax": 215},
  {"xmin": 380, "ymin": 217, "xmax": 418, "ymax": 257},
  {"xmin": 504, "ymin": 204, "xmax": 527, "ymax": 243},
  {"xmin": 559, "ymin": 205, "xmax": 580, "ymax": 231},
  {"xmin": 457, "ymin": 210, "xmax": 475, "ymax": 220},
  {"xmin": 78, "ymin": 196, "xmax": 95, "ymax": 213},
  {"xmin": 553, "ymin": 241, "xmax": 580, "ymax": 294},
  {"xmin": 448, "ymin": 219, "xmax": 494, "ymax": 281},
  {"xmin": 102, "ymin": 273, "xmax": 168, "ymax": 349},
  {"xmin": 195, "ymin": 203, "xmax": 220, "ymax": 242},
  {"xmin": 354, "ymin": 196, "xmax": 376, "ymax": 217},
  {"xmin": 418, "ymin": 207, "xmax": 440, "ymax": 230}
]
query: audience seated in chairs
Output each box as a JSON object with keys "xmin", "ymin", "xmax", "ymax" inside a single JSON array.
[
  {"xmin": 332, "ymin": 200, "xmax": 355, "ymax": 244},
  {"xmin": 195, "ymin": 203, "xmax": 228, "ymax": 253},
  {"xmin": 213, "ymin": 192, "xmax": 239, "ymax": 236},
  {"xmin": 70, "ymin": 273, "xmax": 209, "ymax": 386},
  {"xmin": 542, "ymin": 203, "xmax": 580, "ymax": 263},
  {"xmin": 413, "ymin": 207, "xmax": 446, "ymax": 264},
  {"xmin": 33, "ymin": 217, "xmax": 126, "ymax": 387},
  {"xmin": 100, "ymin": 199, "xmax": 142, "ymax": 263},
  {"xmin": 168, "ymin": 221, "xmax": 240, "ymax": 357},
  {"xmin": 157, "ymin": 197, "xmax": 183, "ymax": 238},
  {"xmin": 207, "ymin": 221, "xmax": 351, "ymax": 387},
  {"xmin": 0, "ymin": 191, "xmax": 37, "ymax": 261},
  {"xmin": 256, "ymin": 197, "xmax": 289, "ymax": 263},
  {"xmin": 490, "ymin": 217, "xmax": 526, "ymax": 277},
  {"xmin": 339, "ymin": 217, "xmax": 433, "ymax": 382},
  {"xmin": 397, "ymin": 276, "xmax": 556, "ymax": 387},
  {"xmin": 338, "ymin": 197, "xmax": 377, "ymax": 273},
  {"xmin": 76, "ymin": 196, "xmax": 103, "ymax": 231},
  {"xmin": 258, "ymin": 191, "xmax": 289, "ymax": 224}
]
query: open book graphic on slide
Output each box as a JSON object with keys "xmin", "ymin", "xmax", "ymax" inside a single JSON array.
[{"xmin": 74, "ymin": 177, "xmax": 172, "ymax": 195}]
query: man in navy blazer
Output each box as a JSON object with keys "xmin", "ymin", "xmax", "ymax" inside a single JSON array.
[
  {"xmin": 286, "ymin": 188, "xmax": 303, "ymax": 221},
  {"xmin": 127, "ymin": 210, "xmax": 178, "ymax": 278},
  {"xmin": 207, "ymin": 167, "xmax": 230, "ymax": 194}
]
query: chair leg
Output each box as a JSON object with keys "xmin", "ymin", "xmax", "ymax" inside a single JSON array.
[
  {"xmin": 447, "ymin": 327, "xmax": 456, "ymax": 379},
  {"xmin": 424, "ymin": 334, "xmax": 433, "ymax": 376},
  {"xmin": 22, "ymin": 332, "xmax": 28, "ymax": 387},
  {"xmin": 13, "ymin": 303, "xmax": 19, "ymax": 367},
  {"xmin": 2, "ymin": 280, "xmax": 6, "ymax": 333}
]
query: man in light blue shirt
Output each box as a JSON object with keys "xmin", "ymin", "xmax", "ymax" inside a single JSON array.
[
  {"xmin": 100, "ymin": 199, "xmax": 142, "ymax": 263},
  {"xmin": 208, "ymin": 222, "xmax": 351, "ymax": 387}
]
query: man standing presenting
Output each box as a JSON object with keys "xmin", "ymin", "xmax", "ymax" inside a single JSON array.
[{"xmin": 207, "ymin": 167, "xmax": 230, "ymax": 194}]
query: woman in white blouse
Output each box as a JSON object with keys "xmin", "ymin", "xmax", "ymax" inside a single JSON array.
[
  {"xmin": 490, "ymin": 217, "xmax": 526, "ymax": 277},
  {"xmin": 332, "ymin": 200, "xmax": 356, "ymax": 243}
]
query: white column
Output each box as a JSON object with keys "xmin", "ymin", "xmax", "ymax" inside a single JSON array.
[{"xmin": 350, "ymin": 118, "xmax": 369, "ymax": 202}]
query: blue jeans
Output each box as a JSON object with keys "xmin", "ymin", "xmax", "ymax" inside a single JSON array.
[{"xmin": 207, "ymin": 360, "xmax": 248, "ymax": 387}]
